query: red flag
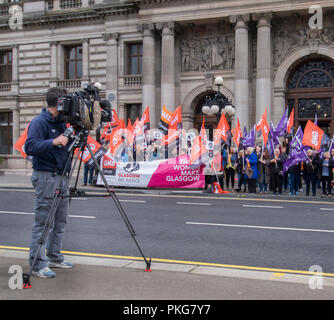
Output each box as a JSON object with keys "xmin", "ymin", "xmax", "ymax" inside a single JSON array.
[
  {"xmin": 126, "ymin": 119, "xmax": 133, "ymax": 132},
  {"xmin": 232, "ymin": 118, "xmax": 242, "ymax": 148},
  {"xmin": 261, "ymin": 116, "xmax": 270, "ymax": 146},
  {"xmin": 14, "ymin": 124, "xmax": 29, "ymax": 158},
  {"xmin": 302, "ymin": 120, "xmax": 324, "ymax": 150},
  {"xmin": 256, "ymin": 108, "xmax": 267, "ymax": 132},
  {"xmin": 159, "ymin": 105, "xmax": 173, "ymax": 135},
  {"xmin": 133, "ymin": 118, "xmax": 144, "ymax": 137},
  {"xmin": 109, "ymin": 124, "xmax": 125, "ymax": 158},
  {"xmin": 199, "ymin": 118, "xmax": 208, "ymax": 146},
  {"xmin": 140, "ymin": 106, "xmax": 150, "ymax": 133},
  {"xmin": 214, "ymin": 112, "xmax": 230, "ymax": 145},
  {"xmin": 169, "ymin": 106, "xmax": 183, "ymax": 130},
  {"xmin": 110, "ymin": 109, "xmax": 119, "ymax": 128},
  {"xmin": 287, "ymin": 108, "xmax": 294, "ymax": 134},
  {"xmin": 190, "ymin": 135, "xmax": 208, "ymax": 166},
  {"xmin": 161, "ymin": 129, "xmax": 180, "ymax": 148},
  {"xmin": 75, "ymin": 135, "xmax": 106, "ymax": 167},
  {"xmin": 100, "ymin": 110, "xmax": 120, "ymax": 142}
]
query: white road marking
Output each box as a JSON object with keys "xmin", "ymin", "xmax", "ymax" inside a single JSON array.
[
  {"xmin": 320, "ymin": 208, "xmax": 334, "ymax": 211},
  {"xmin": 186, "ymin": 222, "xmax": 334, "ymax": 233},
  {"xmin": 119, "ymin": 200, "xmax": 147, "ymax": 203},
  {"xmin": 242, "ymin": 205, "xmax": 283, "ymax": 209},
  {"xmin": 0, "ymin": 210, "xmax": 33, "ymax": 215},
  {"xmin": 172, "ymin": 191, "xmax": 203, "ymax": 194},
  {"xmin": 0, "ymin": 210, "xmax": 95, "ymax": 219},
  {"xmin": 177, "ymin": 202, "xmax": 211, "ymax": 206},
  {"xmin": 69, "ymin": 215, "xmax": 96, "ymax": 219}
]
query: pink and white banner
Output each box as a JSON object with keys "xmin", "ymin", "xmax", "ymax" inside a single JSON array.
[{"xmin": 97, "ymin": 154, "xmax": 205, "ymax": 188}]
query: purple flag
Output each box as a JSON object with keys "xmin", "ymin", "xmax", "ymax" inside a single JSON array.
[
  {"xmin": 283, "ymin": 145, "xmax": 309, "ymax": 174},
  {"xmin": 266, "ymin": 134, "xmax": 275, "ymax": 158},
  {"xmin": 275, "ymin": 108, "xmax": 288, "ymax": 138},
  {"xmin": 329, "ymin": 135, "xmax": 334, "ymax": 153},
  {"xmin": 242, "ymin": 125, "xmax": 255, "ymax": 148},
  {"xmin": 269, "ymin": 121, "xmax": 280, "ymax": 147},
  {"xmin": 289, "ymin": 126, "xmax": 303, "ymax": 150},
  {"xmin": 243, "ymin": 125, "xmax": 248, "ymax": 139},
  {"xmin": 283, "ymin": 152, "xmax": 306, "ymax": 174}
]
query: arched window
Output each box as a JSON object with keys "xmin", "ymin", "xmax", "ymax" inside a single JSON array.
[{"xmin": 286, "ymin": 58, "xmax": 334, "ymax": 137}]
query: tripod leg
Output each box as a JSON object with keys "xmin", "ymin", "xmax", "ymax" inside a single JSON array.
[
  {"xmin": 85, "ymin": 144, "xmax": 136, "ymax": 236},
  {"xmin": 85, "ymin": 143, "xmax": 151, "ymax": 271},
  {"xmin": 73, "ymin": 149, "xmax": 84, "ymax": 191}
]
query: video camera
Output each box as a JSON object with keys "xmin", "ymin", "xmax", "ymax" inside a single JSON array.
[{"xmin": 57, "ymin": 82, "xmax": 112, "ymax": 130}]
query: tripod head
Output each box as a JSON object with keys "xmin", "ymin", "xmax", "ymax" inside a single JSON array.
[{"xmin": 67, "ymin": 126, "xmax": 90, "ymax": 153}]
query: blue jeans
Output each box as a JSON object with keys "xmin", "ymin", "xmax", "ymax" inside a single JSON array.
[
  {"xmin": 29, "ymin": 171, "xmax": 69, "ymax": 271},
  {"xmin": 259, "ymin": 182, "xmax": 268, "ymax": 192},
  {"xmin": 290, "ymin": 172, "xmax": 300, "ymax": 195},
  {"xmin": 83, "ymin": 164, "xmax": 94, "ymax": 184}
]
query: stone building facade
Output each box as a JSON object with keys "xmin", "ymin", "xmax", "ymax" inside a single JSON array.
[{"xmin": 0, "ymin": 0, "xmax": 334, "ymax": 160}]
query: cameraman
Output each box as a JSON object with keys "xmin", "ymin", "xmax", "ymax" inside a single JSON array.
[{"xmin": 25, "ymin": 87, "xmax": 74, "ymax": 279}]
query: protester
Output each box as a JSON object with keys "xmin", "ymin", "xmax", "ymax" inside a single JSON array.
[
  {"xmin": 235, "ymin": 149, "xmax": 247, "ymax": 192},
  {"xmin": 319, "ymin": 151, "xmax": 334, "ymax": 198},
  {"xmin": 280, "ymin": 146, "xmax": 289, "ymax": 191},
  {"xmin": 288, "ymin": 163, "xmax": 301, "ymax": 196},
  {"xmin": 303, "ymin": 149, "xmax": 320, "ymax": 197},
  {"xmin": 255, "ymin": 144, "xmax": 262, "ymax": 188},
  {"xmin": 269, "ymin": 148, "xmax": 284, "ymax": 195},
  {"xmin": 204, "ymin": 165, "xmax": 215, "ymax": 193},
  {"xmin": 83, "ymin": 162, "xmax": 95, "ymax": 186},
  {"xmin": 245, "ymin": 147, "xmax": 258, "ymax": 194},
  {"xmin": 225, "ymin": 146, "xmax": 237, "ymax": 190},
  {"xmin": 258, "ymin": 149, "xmax": 270, "ymax": 194}
]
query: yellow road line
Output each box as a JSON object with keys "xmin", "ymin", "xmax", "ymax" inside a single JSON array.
[{"xmin": 1, "ymin": 245, "xmax": 334, "ymax": 278}]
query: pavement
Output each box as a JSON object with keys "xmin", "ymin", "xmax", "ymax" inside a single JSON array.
[{"xmin": 1, "ymin": 173, "xmax": 334, "ymax": 301}]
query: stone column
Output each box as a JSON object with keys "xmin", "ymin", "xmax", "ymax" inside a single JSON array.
[
  {"xmin": 12, "ymin": 104, "xmax": 20, "ymax": 155},
  {"xmin": 103, "ymin": 33, "xmax": 119, "ymax": 112},
  {"xmin": 253, "ymin": 12, "xmax": 273, "ymax": 124},
  {"xmin": 230, "ymin": 14, "xmax": 250, "ymax": 130},
  {"xmin": 11, "ymin": 44, "xmax": 20, "ymax": 154},
  {"xmin": 156, "ymin": 22, "xmax": 175, "ymax": 113},
  {"xmin": 273, "ymin": 87, "xmax": 286, "ymax": 124},
  {"xmin": 82, "ymin": 38, "xmax": 90, "ymax": 83},
  {"xmin": 139, "ymin": 23, "xmax": 156, "ymax": 128},
  {"xmin": 11, "ymin": 44, "xmax": 19, "ymax": 94}
]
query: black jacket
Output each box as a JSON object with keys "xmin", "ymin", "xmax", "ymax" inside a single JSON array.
[{"xmin": 303, "ymin": 154, "xmax": 321, "ymax": 175}]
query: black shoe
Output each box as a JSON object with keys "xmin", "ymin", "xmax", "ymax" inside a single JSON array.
[{"xmin": 82, "ymin": 183, "xmax": 87, "ymax": 186}]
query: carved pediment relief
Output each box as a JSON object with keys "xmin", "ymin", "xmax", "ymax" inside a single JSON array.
[
  {"xmin": 179, "ymin": 23, "xmax": 235, "ymax": 72},
  {"xmin": 273, "ymin": 27, "xmax": 334, "ymax": 68}
]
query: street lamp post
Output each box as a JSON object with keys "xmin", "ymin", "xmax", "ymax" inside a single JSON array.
[{"xmin": 202, "ymin": 76, "xmax": 235, "ymax": 122}]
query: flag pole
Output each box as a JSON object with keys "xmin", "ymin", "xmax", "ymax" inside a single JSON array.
[{"xmin": 329, "ymin": 134, "xmax": 334, "ymax": 152}]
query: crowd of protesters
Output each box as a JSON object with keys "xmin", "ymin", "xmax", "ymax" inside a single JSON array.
[{"xmin": 205, "ymin": 143, "xmax": 334, "ymax": 198}]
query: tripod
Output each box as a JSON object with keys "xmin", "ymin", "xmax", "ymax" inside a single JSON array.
[{"xmin": 23, "ymin": 128, "xmax": 151, "ymax": 289}]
